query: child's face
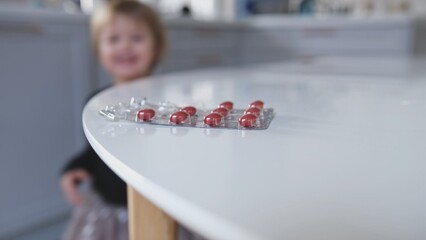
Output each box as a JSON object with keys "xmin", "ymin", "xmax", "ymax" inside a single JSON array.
[{"xmin": 99, "ymin": 15, "xmax": 155, "ymax": 82}]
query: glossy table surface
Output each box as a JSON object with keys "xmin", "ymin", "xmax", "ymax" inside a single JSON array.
[{"xmin": 83, "ymin": 57, "xmax": 426, "ymax": 240}]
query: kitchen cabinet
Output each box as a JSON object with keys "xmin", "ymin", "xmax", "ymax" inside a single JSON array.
[
  {"xmin": 0, "ymin": 10, "xmax": 93, "ymax": 238},
  {"xmin": 239, "ymin": 16, "xmax": 415, "ymax": 64},
  {"xmin": 155, "ymin": 24, "xmax": 241, "ymax": 73}
]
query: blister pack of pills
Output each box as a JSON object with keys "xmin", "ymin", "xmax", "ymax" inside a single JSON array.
[{"xmin": 99, "ymin": 98, "xmax": 274, "ymax": 130}]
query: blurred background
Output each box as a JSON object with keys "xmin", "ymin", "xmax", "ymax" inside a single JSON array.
[{"xmin": 0, "ymin": 0, "xmax": 425, "ymax": 239}]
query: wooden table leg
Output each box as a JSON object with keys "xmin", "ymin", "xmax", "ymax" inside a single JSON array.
[{"xmin": 127, "ymin": 185, "xmax": 177, "ymax": 240}]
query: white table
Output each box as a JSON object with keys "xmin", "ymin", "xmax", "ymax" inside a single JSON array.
[{"xmin": 83, "ymin": 57, "xmax": 426, "ymax": 240}]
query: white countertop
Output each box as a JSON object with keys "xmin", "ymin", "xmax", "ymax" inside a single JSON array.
[{"xmin": 83, "ymin": 57, "xmax": 426, "ymax": 240}]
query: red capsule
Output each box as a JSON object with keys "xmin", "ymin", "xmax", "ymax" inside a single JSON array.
[
  {"xmin": 218, "ymin": 101, "xmax": 234, "ymax": 110},
  {"xmin": 212, "ymin": 107, "xmax": 229, "ymax": 117},
  {"xmin": 137, "ymin": 108, "xmax": 156, "ymax": 122},
  {"xmin": 249, "ymin": 100, "xmax": 264, "ymax": 109},
  {"xmin": 169, "ymin": 111, "xmax": 189, "ymax": 124},
  {"xmin": 181, "ymin": 106, "xmax": 197, "ymax": 116},
  {"xmin": 239, "ymin": 114, "xmax": 257, "ymax": 128},
  {"xmin": 204, "ymin": 113, "xmax": 222, "ymax": 127},
  {"xmin": 244, "ymin": 107, "xmax": 261, "ymax": 117}
]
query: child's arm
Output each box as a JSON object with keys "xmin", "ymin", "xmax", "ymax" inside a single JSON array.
[
  {"xmin": 60, "ymin": 146, "xmax": 95, "ymax": 205},
  {"xmin": 60, "ymin": 87, "xmax": 111, "ymax": 205}
]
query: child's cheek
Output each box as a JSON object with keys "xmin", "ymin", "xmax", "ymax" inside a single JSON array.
[
  {"xmin": 100, "ymin": 43, "xmax": 119, "ymax": 70},
  {"xmin": 134, "ymin": 42, "xmax": 153, "ymax": 69}
]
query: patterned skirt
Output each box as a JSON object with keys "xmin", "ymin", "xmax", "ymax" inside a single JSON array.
[
  {"xmin": 62, "ymin": 191, "xmax": 128, "ymax": 240},
  {"xmin": 62, "ymin": 190, "xmax": 205, "ymax": 240}
]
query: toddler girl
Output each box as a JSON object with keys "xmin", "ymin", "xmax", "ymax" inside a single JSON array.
[{"xmin": 61, "ymin": 1, "xmax": 166, "ymax": 239}]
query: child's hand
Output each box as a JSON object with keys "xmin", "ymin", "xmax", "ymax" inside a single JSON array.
[{"xmin": 60, "ymin": 169, "xmax": 91, "ymax": 205}]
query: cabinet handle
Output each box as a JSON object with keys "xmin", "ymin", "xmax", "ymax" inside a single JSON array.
[
  {"xmin": 194, "ymin": 27, "xmax": 220, "ymax": 37},
  {"xmin": 0, "ymin": 23, "xmax": 43, "ymax": 35},
  {"xmin": 303, "ymin": 27, "xmax": 336, "ymax": 37},
  {"xmin": 195, "ymin": 54, "xmax": 221, "ymax": 66}
]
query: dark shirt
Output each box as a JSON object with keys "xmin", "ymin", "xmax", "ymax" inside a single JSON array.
[
  {"xmin": 62, "ymin": 85, "xmax": 127, "ymax": 206},
  {"xmin": 62, "ymin": 145, "xmax": 127, "ymax": 206}
]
